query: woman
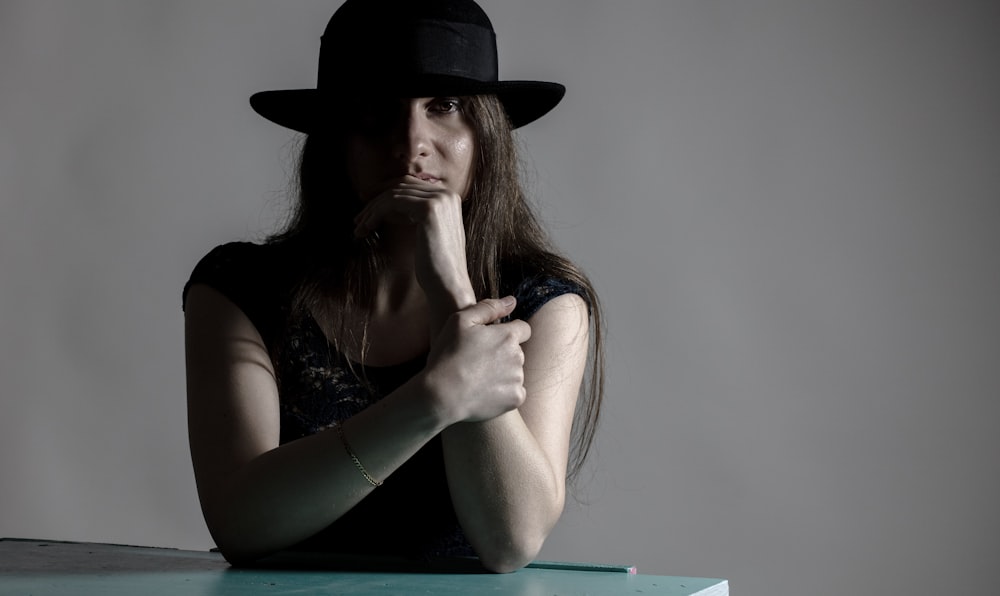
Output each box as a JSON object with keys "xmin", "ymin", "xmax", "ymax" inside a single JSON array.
[{"xmin": 183, "ymin": 0, "xmax": 603, "ymax": 573}]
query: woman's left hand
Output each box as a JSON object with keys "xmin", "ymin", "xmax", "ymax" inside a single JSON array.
[{"xmin": 353, "ymin": 174, "xmax": 476, "ymax": 312}]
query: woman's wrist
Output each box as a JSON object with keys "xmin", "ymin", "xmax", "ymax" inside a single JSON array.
[
  {"xmin": 422, "ymin": 270, "xmax": 476, "ymax": 309},
  {"xmin": 423, "ymin": 276, "xmax": 476, "ymax": 334},
  {"xmin": 413, "ymin": 367, "xmax": 464, "ymax": 429}
]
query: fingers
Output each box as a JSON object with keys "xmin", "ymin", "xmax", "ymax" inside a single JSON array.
[
  {"xmin": 353, "ymin": 179, "xmax": 461, "ymax": 238},
  {"xmin": 425, "ymin": 295, "xmax": 533, "ymax": 423},
  {"xmin": 353, "ymin": 193, "xmax": 432, "ymax": 237},
  {"xmin": 458, "ymin": 298, "xmax": 532, "ymax": 341},
  {"xmin": 460, "ymin": 296, "xmax": 516, "ymax": 326}
]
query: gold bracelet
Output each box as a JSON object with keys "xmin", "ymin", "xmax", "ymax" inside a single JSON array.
[{"xmin": 334, "ymin": 423, "xmax": 382, "ymax": 488}]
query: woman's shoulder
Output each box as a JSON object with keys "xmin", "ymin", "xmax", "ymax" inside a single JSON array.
[
  {"xmin": 507, "ymin": 271, "xmax": 591, "ymax": 322},
  {"xmin": 182, "ymin": 240, "xmax": 298, "ymax": 349},
  {"xmin": 182, "ymin": 241, "xmax": 289, "ymax": 311},
  {"xmin": 191, "ymin": 240, "xmax": 278, "ymax": 270}
]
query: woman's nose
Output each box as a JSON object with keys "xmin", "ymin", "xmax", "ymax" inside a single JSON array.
[{"xmin": 392, "ymin": 103, "xmax": 430, "ymax": 162}]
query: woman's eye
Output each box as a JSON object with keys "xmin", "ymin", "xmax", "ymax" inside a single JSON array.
[{"xmin": 431, "ymin": 98, "xmax": 461, "ymax": 114}]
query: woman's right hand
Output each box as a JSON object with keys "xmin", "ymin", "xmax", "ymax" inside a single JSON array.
[
  {"xmin": 423, "ymin": 296, "xmax": 532, "ymax": 424},
  {"xmin": 353, "ymin": 174, "xmax": 476, "ymax": 315}
]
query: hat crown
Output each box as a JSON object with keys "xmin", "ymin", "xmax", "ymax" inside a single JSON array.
[
  {"xmin": 318, "ymin": 0, "xmax": 498, "ymax": 89},
  {"xmin": 325, "ymin": 0, "xmax": 494, "ymax": 34}
]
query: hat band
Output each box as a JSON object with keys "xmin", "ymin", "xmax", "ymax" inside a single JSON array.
[{"xmin": 318, "ymin": 19, "xmax": 499, "ymax": 89}]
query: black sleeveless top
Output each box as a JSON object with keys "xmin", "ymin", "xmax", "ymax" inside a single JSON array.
[{"xmin": 182, "ymin": 241, "xmax": 587, "ymax": 560}]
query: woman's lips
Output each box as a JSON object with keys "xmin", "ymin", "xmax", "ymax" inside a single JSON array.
[{"xmin": 410, "ymin": 172, "xmax": 440, "ymax": 183}]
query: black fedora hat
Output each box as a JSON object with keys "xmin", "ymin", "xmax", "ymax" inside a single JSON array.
[{"xmin": 249, "ymin": 0, "xmax": 565, "ymax": 132}]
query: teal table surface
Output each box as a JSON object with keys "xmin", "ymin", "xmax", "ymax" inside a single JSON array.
[{"xmin": 0, "ymin": 538, "xmax": 729, "ymax": 595}]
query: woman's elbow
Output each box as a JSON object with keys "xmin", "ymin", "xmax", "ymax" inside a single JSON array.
[
  {"xmin": 216, "ymin": 544, "xmax": 260, "ymax": 568},
  {"xmin": 210, "ymin": 526, "xmax": 269, "ymax": 567},
  {"xmin": 478, "ymin": 494, "xmax": 565, "ymax": 572},
  {"xmin": 477, "ymin": 528, "xmax": 549, "ymax": 573},
  {"xmin": 205, "ymin": 513, "xmax": 276, "ymax": 567},
  {"xmin": 478, "ymin": 545, "xmax": 540, "ymax": 574}
]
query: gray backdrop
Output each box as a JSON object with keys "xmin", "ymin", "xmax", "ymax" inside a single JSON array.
[{"xmin": 2, "ymin": 2, "xmax": 998, "ymax": 595}]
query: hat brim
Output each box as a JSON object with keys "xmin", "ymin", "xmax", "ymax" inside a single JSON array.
[{"xmin": 249, "ymin": 77, "xmax": 565, "ymax": 132}]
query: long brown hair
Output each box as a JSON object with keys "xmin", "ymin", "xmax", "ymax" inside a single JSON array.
[{"xmin": 268, "ymin": 95, "xmax": 604, "ymax": 482}]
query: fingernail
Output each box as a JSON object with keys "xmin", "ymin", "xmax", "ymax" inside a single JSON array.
[{"xmin": 501, "ymin": 296, "xmax": 516, "ymax": 307}]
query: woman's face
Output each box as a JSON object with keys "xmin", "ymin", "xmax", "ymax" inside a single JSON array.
[{"xmin": 344, "ymin": 96, "xmax": 476, "ymax": 202}]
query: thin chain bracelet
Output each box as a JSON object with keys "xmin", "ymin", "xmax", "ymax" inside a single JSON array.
[{"xmin": 334, "ymin": 423, "xmax": 382, "ymax": 487}]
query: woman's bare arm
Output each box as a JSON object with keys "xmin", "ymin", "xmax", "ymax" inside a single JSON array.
[
  {"xmin": 440, "ymin": 293, "xmax": 590, "ymax": 573},
  {"xmin": 185, "ymin": 284, "xmax": 448, "ymax": 563}
]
